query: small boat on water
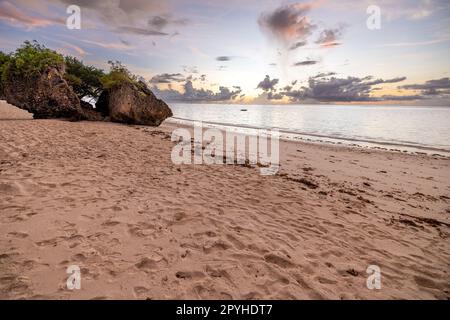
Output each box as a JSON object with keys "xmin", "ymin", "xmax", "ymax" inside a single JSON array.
[{"xmin": 240, "ymin": 109, "xmax": 247, "ymax": 111}]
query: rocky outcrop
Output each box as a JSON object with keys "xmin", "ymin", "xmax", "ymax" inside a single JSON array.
[
  {"xmin": 79, "ymin": 100, "xmax": 105, "ymax": 121},
  {"xmin": 2, "ymin": 65, "xmax": 172, "ymax": 126},
  {"xmin": 2, "ymin": 65, "xmax": 90, "ymax": 120},
  {"xmin": 96, "ymin": 81, "xmax": 172, "ymax": 126}
]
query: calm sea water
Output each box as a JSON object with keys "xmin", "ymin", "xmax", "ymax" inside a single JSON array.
[{"xmin": 167, "ymin": 103, "xmax": 450, "ymax": 155}]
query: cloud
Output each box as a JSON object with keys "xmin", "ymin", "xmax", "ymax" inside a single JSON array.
[
  {"xmin": 378, "ymin": 35, "xmax": 450, "ymax": 48},
  {"xmin": 152, "ymin": 80, "xmax": 242, "ymax": 102},
  {"xmin": 182, "ymin": 65, "xmax": 199, "ymax": 74},
  {"xmin": 258, "ymin": 3, "xmax": 316, "ymax": 45},
  {"xmin": 257, "ymin": 75, "xmax": 279, "ymax": 91},
  {"xmin": 150, "ymin": 73, "xmax": 185, "ymax": 84},
  {"xmin": 147, "ymin": 15, "xmax": 189, "ymax": 31},
  {"xmin": 399, "ymin": 77, "xmax": 450, "ymax": 90},
  {"xmin": 312, "ymin": 72, "xmax": 337, "ymax": 78},
  {"xmin": 379, "ymin": 94, "xmax": 424, "ymax": 101},
  {"xmin": 267, "ymin": 92, "xmax": 283, "ymax": 100},
  {"xmin": 289, "ymin": 41, "xmax": 307, "ymax": 50},
  {"xmin": 216, "ymin": 56, "xmax": 232, "ymax": 61},
  {"xmin": 315, "ymin": 26, "xmax": 345, "ymax": 48},
  {"xmin": 261, "ymin": 74, "xmax": 449, "ymax": 103},
  {"xmin": 279, "ymin": 75, "xmax": 411, "ymax": 102},
  {"xmin": 382, "ymin": 0, "xmax": 449, "ymax": 21},
  {"xmin": 399, "ymin": 77, "xmax": 450, "ymax": 95},
  {"xmin": 293, "ymin": 60, "xmax": 318, "ymax": 66},
  {"xmin": 0, "ymin": 1, "xmax": 63, "ymax": 28},
  {"xmin": 187, "ymin": 46, "xmax": 209, "ymax": 58},
  {"xmin": 80, "ymin": 38, "xmax": 133, "ymax": 50},
  {"xmin": 58, "ymin": 41, "xmax": 88, "ymax": 56},
  {"xmin": 116, "ymin": 26, "xmax": 169, "ymax": 36},
  {"xmin": 116, "ymin": 0, "xmax": 165, "ymax": 14},
  {"xmin": 58, "ymin": 0, "xmax": 165, "ymax": 16},
  {"xmin": 365, "ymin": 76, "xmax": 407, "ymax": 86},
  {"xmin": 56, "ymin": 0, "xmax": 186, "ymax": 36},
  {"xmin": 283, "ymin": 77, "xmax": 371, "ymax": 101},
  {"xmin": 148, "ymin": 16, "xmax": 170, "ymax": 30}
]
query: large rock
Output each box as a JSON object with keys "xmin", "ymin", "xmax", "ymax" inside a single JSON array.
[
  {"xmin": 2, "ymin": 64, "xmax": 172, "ymax": 126},
  {"xmin": 2, "ymin": 65, "xmax": 91, "ymax": 120},
  {"xmin": 96, "ymin": 81, "xmax": 172, "ymax": 126}
]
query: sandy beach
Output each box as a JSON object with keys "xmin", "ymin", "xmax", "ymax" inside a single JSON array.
[{"xmin": 0, "ymin": 100, "xmax": 449, "ymax": 300}]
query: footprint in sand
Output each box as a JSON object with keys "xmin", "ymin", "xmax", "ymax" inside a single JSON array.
[
  {"xmin": 35, "ymin": 238, "xmax": 59, "ymax": 247},
  {"xmin": 192, "ymin": 284, "xmax": 233, "ymax": 299},
  {"xmin": 0, "ymin": 181, "xmax": 25, "ymax": 195},
  {"xmin": 135, "ymin": 252, "xmax": 168, "ymax": 272},
  {"xmin": 316, "ymin": 276, "xmax": 338, "ymax": 285},
  {"xmin": 175, "ymin": 271, "xmax": 205, "ymax": 280},
  {"xmin": 413, "ymin": 275, "xmax": 440, "ymax": 289},
  {"xmin": 264, "ymin": 253, "xmax": 295, "ymax": 268},
  {"xmin": 7, "ymin": 231, "xmax": 29, "ymax": 239},
  {"xmin": 0, "ymin": 274, "xmax": 32, "ymax": 298},
  {"xmin": 133, "ymin": 286, "xmax": 151, "ymax": 298},
  {"xmin": 203, "ymin": 239, "xmax": 232, "ymax": 254},
  {"xmin": 101, "ymin": 220, "xmax": 121, "ymax": 227}
]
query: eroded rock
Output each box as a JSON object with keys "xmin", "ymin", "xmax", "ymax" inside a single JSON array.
[
  {"xmin": 96, "ymin": 81, "xmax": 172, "ymax": 126},
  {"xmin": 3, "ymin": 65, "xmax": 88, "ymax": 120}
]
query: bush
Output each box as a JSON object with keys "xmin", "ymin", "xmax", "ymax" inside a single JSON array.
[
  {"xmin": 101, "ymin": 60, "xmax": 139, "ymax": 89},
  {"xmin": 64, "ymin": 56, "xmax": 105, "ymax": 100},
  {"xmin": 0, "ymin": 51, "xmax": 10, "ymax": 96},
  {"xmin": 0, "ymin": 42, "xmax": 149, "ymax": 102},
  {"xmin": 0, "ymin": 51, "xmax": 10, "ymax": 70},
  {"xmin": 1, "ymin": 40, "xmax": 63, "ymax": 81}
]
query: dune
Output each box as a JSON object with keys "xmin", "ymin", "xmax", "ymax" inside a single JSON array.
[{"xmin": 0, "ymin": 100, "xmax": 449, "ymax": 299}]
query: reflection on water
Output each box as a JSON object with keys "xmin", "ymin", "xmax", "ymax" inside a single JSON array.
[
  {"xmin": 168, "ymin": 103, "xmax": 450, "ymax": 153},
  {"xmin": 170, "ymin": 104, "xmax": 450, "ymax": 151}
]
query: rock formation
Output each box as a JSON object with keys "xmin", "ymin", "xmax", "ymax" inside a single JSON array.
[
  {"xmin": 96, "ymin": 80, "xmax": 173, "ymax": 126},
  {"xmin": 2, "ymin": 65, "xmax": 89, "ymax": 120},
  {"xmin": 2, "ymin": 66, "xmax": 172, "ymax": 126},
  {"xmin": 79, "ymin": 100, "xmax": 105, "ymax": 121}
]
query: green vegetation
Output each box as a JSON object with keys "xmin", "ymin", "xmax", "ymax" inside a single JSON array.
[
  {"xmin": 1, "ymin": 40, "xmax": 64, "ymax": 81},
  {"xmin": 0, "ymin": 51, "xmax": 9, "ymax": 95},
  {"xmin": 100, "ymin": 60, "xmax": 140, "ymax": 89},
  {"xmin": 64, "ymin": 56, "xmax": 105, "ymax": 100},
  {"xmin": 0, "ymin": 51, "xmax": 9, "ymax": 70},
  {"xmin": 0, "ymin": 41, "xmax": 147, "ymax": 100}
]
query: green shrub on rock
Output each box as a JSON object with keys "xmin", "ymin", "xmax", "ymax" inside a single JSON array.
[
  {"xmin": 64, "ymin": 56, "xmax": 105, "ymax": 100},
  {"xmin": 101, "ymin": 60, "xmax": 139, "ymax": 89},
  {"xmin": 1, "ymin": 41, "xmax": 64, "ymax": 81}
]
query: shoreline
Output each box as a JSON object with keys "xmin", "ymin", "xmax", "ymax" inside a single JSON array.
[
  {"xmin": 167, "ymin": 117, "xmax": 450, "ymax": 158},
  {"xmin": 1, "ymin": 99, "xmax": 449, "ymax": 157},
  {"xmin": 1, "ymin": 101, "xmax": 449, "ymax": 299}
]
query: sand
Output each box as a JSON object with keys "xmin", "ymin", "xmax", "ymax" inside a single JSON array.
[{"xmin": 0, "ymin": 100, "xmax": 449, "ymax": 299}]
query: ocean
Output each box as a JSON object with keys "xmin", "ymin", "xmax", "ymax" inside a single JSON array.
[{"xmin": 167, "ymin": 103, "xmax": 450, "ymax": 156}]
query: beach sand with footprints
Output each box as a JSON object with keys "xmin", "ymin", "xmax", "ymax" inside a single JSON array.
[{"xmin": 0, "ymin": 100, "xmax": 449, "ymax": 299}]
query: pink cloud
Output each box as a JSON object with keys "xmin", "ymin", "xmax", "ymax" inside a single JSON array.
[
  {"xmin": 258, "ymin": 3, "xmax": 316, "ymax": 44},
  {"xmin": 0, "ymin": 1, "xmax": 63, "ymax": 29}
]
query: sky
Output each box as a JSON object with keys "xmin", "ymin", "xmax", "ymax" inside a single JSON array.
[{"xmin": 0, "ymin": 0, "xmax": 449, "ymax": 105}]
